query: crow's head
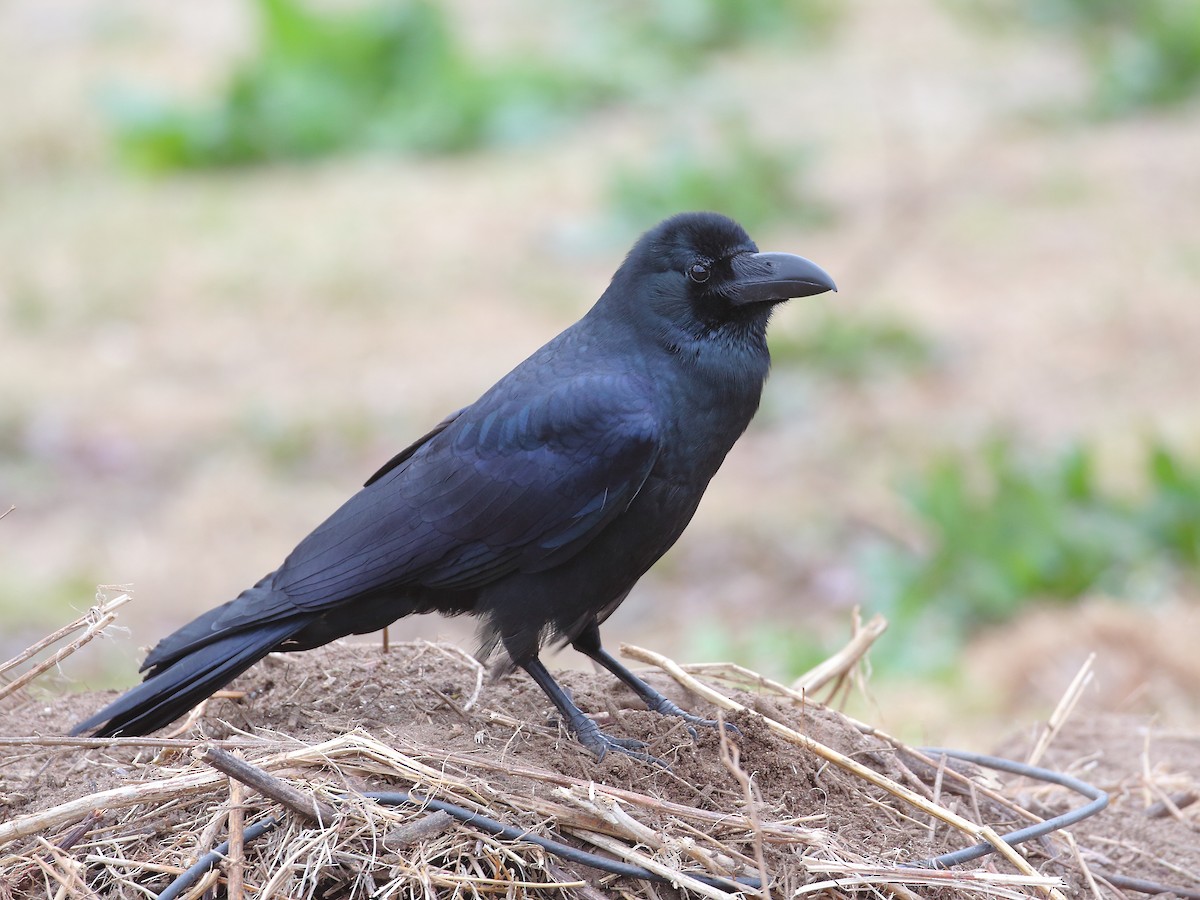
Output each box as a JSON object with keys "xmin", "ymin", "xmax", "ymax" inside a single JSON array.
[{"xmin": 602, "ymin": 212, "xmax": 836, "ymax": 350}]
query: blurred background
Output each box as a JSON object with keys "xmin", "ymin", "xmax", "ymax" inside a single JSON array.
[{"xmin": 2, "ymin": 0, "xmax": 1198, "ymax": 745}]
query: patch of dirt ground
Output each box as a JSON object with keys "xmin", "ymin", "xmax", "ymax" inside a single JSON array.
[{"xmin": 2, "ymin": 641, "xmax": 1198, "ymax": 898}]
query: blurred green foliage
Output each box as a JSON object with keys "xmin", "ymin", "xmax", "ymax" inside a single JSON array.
[
  {"xmin": 0, "ymin": 570, "xmax": 105, "ymax": 631},
  {"xmin": 1040, "ymin": 0, "xmax": 1200, "ymax": 114},
  {"xmin": 770, "ymin": 310, "xmax": 934, "ymax": 380},
  {"xmin": 686, "ymin": 617, "xmax": 831, "ymax": 681},
  {"xmin": 237, "ymin": 405, "xmax": 376, "ymax": 477},
  {"xmin": 106, "ymin": 0, "xmax": 843, "ymax": 170},
  {"xmin": 864, "ymin": 439, "xmax": 1200, "ymax": 672},
  {"xmin": 960, "ymin": 0, "xmax": 1200, "ymax": 115},
  {"xmin": 608, "ymin": 134, "xmax": 833, "ymax": 235},
  {"xmin": 107, "ymin": 0, "xmax": 612, "ymax": 169},
  {"xmin": 608, "ymin": 0, "xmax": 839, "ymax": 73}
]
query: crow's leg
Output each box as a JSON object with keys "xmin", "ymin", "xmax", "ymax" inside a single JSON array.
[
  {"xmin": 571, "ymin": 624, "xmax": 735, "ymax": 737},
  {"xmin": 519, "ymin": 656, "xmax": 666, "ymax": 766}
]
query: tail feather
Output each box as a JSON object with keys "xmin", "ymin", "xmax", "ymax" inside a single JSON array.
[
  {"xmin": 71, "ymin": 619, "xmax": 307, "ymax": 737},
  {"xmin": 141, "ymin": 572, "xmax": 278, "ymax": 674}
]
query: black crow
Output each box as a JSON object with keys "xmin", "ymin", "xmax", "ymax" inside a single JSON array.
[{"xmin": 72, "ymin": 211, "xmax": 835, "ymax": 761}]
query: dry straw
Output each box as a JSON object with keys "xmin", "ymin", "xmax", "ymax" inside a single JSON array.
[{"xmin": 0, "ymin": 599, "xmax": 1097, "ymax": 898}]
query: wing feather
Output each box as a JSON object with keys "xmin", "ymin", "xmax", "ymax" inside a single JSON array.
[{"xmin": 274, "ymin": 373, "xmax": 660, "ymax": 606}]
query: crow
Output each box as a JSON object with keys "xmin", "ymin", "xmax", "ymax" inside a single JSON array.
[{"xmin": 72, "ymin": 212, "xmax": 835, "ymax": 761}]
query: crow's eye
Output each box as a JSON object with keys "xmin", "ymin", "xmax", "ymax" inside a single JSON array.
[{"xmin": 687, "ymin": 262, "xmax": 710, "ymax": 284}]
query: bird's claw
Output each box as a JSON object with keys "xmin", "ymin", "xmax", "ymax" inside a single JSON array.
[
  {"xmin": 650, "ymin": 698, "xmax": 741, "ymax": 739},
  {"xmin": 575, "ymin": 720, "xmax": 669, "ymax": 768},
  {"xmin": 680, "ymin": 715, "xmax": 741, "ymax": 742}
]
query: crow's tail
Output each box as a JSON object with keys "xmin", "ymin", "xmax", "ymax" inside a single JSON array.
[{"xmin": 70, "ymin": 619, "xmax": 306, "ymax": 737}]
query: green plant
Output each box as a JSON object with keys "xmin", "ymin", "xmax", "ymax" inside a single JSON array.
[
  {"xmin": 610, "ymin": 0, "xmax": 840, "ymax": 72},
  {"xmin": 1143, "ymin": 442, "xmax": 1200, "ymax": 569},
  {"xmin": 236, "ymin": 406, "xmax": 376, "ymax": 476},
  {"xmin": 685, "ymin": 617, "xmax": 832, "ymax": 681},
  {"xmin": 107, "ymin": 0, "xmax": 847, "ymax": 171},
  {"xmin": 769, "ymin": 310, "xmax": 933, "ymax": 380},
  {"xmin": 0, "ymin": 570, "xmax": 105, "ymax": 631},
  {"xmin": 608, "ymin": 133, "xmax": 833, "ymax": 235},
  {"xmin": 1062, "ymin": 0, "xmax": 1200, "ymax": 114},
  {"xmin": 958, "ymin": 0, "xmax": 1200, "ymax": 115},
  {"xmin": 863, "ymin": 439, "xmax": 1200, "ymax": 673},
  {"xmin": 106, "ymin": 0, "xmax": 612, "ymax": 170}
]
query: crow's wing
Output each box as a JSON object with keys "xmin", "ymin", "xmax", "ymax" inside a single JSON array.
[
  {"xmin": 363, "ymin": 406, "xmax": 465, "ymax": 487},
  {"xmin": 136, "ymin": 372, "xmax": 659, "ymax": 677},
  {"xmin": 257, "ymin": 373, "xmax": 660, "ymax": 621}
]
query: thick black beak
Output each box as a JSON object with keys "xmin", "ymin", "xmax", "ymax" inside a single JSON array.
[{"xmin": 727, "ymin": 252, "xmax": 837, "ymax": 306}]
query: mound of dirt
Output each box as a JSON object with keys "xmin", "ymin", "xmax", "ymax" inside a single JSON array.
[{"xmin": 2, "ymin": 641, "xmax": 1198, "ymax": 898}]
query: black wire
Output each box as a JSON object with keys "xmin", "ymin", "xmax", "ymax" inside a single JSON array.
[
  {"xmin": 910, "ymin": 748, "xmax": 1109, "ymax": 869},
  {"xmin": 156, "ymin": 815, "xmax": 279, "ymax": 900},
  {"xmin": 364, "ymin": 790, "xmax": 761, "ymax": 892},
  {"xmin": 150, "ymin": 793, "xmax": 759, "ymax": 898},
  {"xmin": 1093, "ymin": 870, "xmax": 1200, "ymax": 899},
  {"xmin": 153, "ymin": 746, "xmax": 1117, "ymax": 898}
]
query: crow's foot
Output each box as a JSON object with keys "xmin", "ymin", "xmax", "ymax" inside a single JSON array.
[
  {"xmin": 646, "ymin": 696, "xmax": 741, "ymax": 740},
  {"xmin": 573, "ymin": 718, "xmax": 668, "ymax": 768}
]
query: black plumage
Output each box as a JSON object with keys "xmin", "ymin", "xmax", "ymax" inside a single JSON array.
[{"xmin": 72, "ymin": 212, "xmax": 835, "ymax": 760}]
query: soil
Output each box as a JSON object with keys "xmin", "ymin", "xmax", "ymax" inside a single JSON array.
[{"xmin": 3, "ymin": 641, "xmax": 1198, "ymax": 897}]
